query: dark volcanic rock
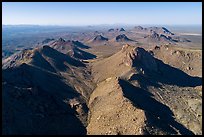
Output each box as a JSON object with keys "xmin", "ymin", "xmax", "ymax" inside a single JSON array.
[
  {"xmin": 68, "ymin": 47, "xmax": 96, "ymax": 60},
  {"xmin": 159, "ymin": 34, "xmax": 173, "ymax": 41},
  {"xmin": 108, "ymin": 28, "xmax": 114, "ymax": 32},
  {"xmin": 134, "ymin": 26, "xmax": 144, "ymax": 31},
  {"xmin": 146, "ymin": 31, "xmax": 174, "ymax": 43},
  {"xmin": 149, "ymin": 31, "xmax": 160, "ymax": 41},
  {"xmin": 57, "ymin": 37, "xmax": 66, "ymax": 43},
  {"xmin": 93, "ymin": 35, "xmax": 108, "ymax": 41},
  {"xmin": 120, "ymin": 28, "xmax": 125, "ymax": 31},
  {"xmin": 47, "ymin": 39, "xmax": 94, "ymax": 60},
  {"xmin": 161, "ymin": 27, "xmax": 174, "ymax": 35},
  {"xmin": 116, "ymin": 34, "xmax": 132, "ymax": 42},
  {"xmin": 72, "ymin": 41, "xmax": 90, "ymax": 49},
  {"xmin": 148, "ymin": 27, "xmax": 174, "ymax": 35}
]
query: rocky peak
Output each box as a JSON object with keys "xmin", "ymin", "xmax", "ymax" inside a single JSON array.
[
  {"xmin": 161, "ymin": 27, "xmax": 174, "ymax": 35},
  {"xmin": 108, "ymin": 28, "xmax": 114, "ymax": 32},
  {"xmin": 122, "ymin": 46, "xmax": 158, "ymax": 73},
  {"xmin": 122, "ymin": 44, "xmax": 132, "ymax": 51},
  {"xmin": 120, "ymin": 28, "xmax": 125, "ymax": 31},
  {"xmin": 116, "ymin": 34, "xmax": 131, "ymax": 42},
  {"xmin": 135, "ymin": 26, "xmax": 144, "ymax": 30},
  {"xmin": 150, "ymin": 31, "xmax": 160, "ymax": 39},
  {"xmin": 57, "ymin": 37, "xmax": 66, "ymax": 43},
  {"xmin": 93, "ymin": 35, "xmax": 108, "ymax": 41}
]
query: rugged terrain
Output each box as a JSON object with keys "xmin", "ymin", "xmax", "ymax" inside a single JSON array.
[{"xmin": 2, "ymin": 26, "xmax": 202, "ymax": 135}]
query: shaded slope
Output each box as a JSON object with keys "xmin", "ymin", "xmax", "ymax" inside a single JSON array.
[
  {"xmin": 91, "ymin": 44, "xmax": 202, "ymax": 87},
  {"xmin": 91, "ymin": 44, "xmax": 159, "ymax": 83},
  {"xmin": 87, "ymin": 76, "xmax": 194, "ymax": 135},
  {"xmin": 115, "ymin": 34, "xmax": 133, "ymax": 42},
  {"xmin": 90, "ymin": 44, "xmax": 201, "ymax": 134},
  {"xmin": 148, "ymin": 27, "xmax": 174, "ymax": 35},
  {"xmin": 119, "ymin": 79, "xmax": 194, "ymax": 135},
  {"xmin": 152, "ymin": 44, "xmax": 202, "ymax": 77},
  {"xmin": 2, "ymin": 44, "xmax": 96, "ymax": 135},
  {"xmin": 68, "ymin": 47, "xmax": 96, "ymax": 60},
  {"xmin": 87, "ymin": 77, "xmax": 146, "ymax": 135},
  {"xmin": 48, "ymin": 38, "xmax": 95, "ymax": 60},
  {"xmin": 2, "ymin": 45, "xmax": 85, "ymax": 72},
  {"xmin": 119, "ymin": 28, "xmax": 125, "ymax": 31},
  {"xmin": 92, "ymin": 35, "xmax": 108, "ymax": 42},
  {"xmin": 2, "ymin": 63, "xmax": 87, "ymax": 135},
  {"xmin": 144, "ymin": 31, "xmax": 175, "ymax": 43}
]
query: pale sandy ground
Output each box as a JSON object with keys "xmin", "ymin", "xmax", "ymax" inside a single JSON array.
[{"xmin": 176, "ymin": 33, "xmax": 202, "ymax": 36}]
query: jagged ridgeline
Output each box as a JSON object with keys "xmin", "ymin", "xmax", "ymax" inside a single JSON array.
[{"xmin": 2, "ymin": 24, "xmax": 201, "ymax": 135}]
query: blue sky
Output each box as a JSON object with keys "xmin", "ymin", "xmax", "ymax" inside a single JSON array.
[{"xmin": 2, "ymin": 2, "xmax": 202, "ymax": 26}]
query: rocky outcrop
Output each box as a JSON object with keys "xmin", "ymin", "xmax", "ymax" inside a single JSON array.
[
  {"xmin": 93, "ymin": 35, "xmax": 108, "ymax": 42},
  {"xmin": 122, "ymin": 45, "xmax": 158, "ymax": 73},
  {"xmin": 87, "ymin": 77, "xmax": 146, "ymax": 135},
  {"xmin": 134, "ymin": 26, "xmax": 145, "ymax": 31},
  {"xmin": 119, "ymin": 28, "xmax": 125, "ymax": 31},
  {"xmin": 108, "ymin": 28, "xmax": 114, "ymax": 32},
  {"xmin": 116, "ymin": 34, "xmax": 132, "ymax": 42},
  {"xmin": 2, "ymin": 45, "xmax": 95, "ymax": 135},
  {"xmin": 91, "ymin": 44, "xmax": 158, "ymax": 82},
  {"xmin": 48, "ymin": 38, "xmax": 95, "ymax": 60},
  {"xmin": 148, "ymin": 27, "xmax": 174, "ymax": 35}
]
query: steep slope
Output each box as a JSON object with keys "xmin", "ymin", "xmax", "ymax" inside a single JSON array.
[
  {"xmin": 87, "ymin": 77, "xmax": 146, "ymax": 135},
  {"xmin": 92, "ymin": 35, "xmax": 108, "ymax": 42},
  {"xmin": 91, "ymin": 44, "xmax": 157, "ymax": 83},
  {"xmin": 133, "ymin": 26, "xmax": 190, "ymax": 44},
  {"xmin": 2, "ymin": 45, "xmax": 96, "ymax": 135},
  {"xmin": 119, "ymin": 28, "xmax": 125, "ymax": 31},
  {"xmin": 151, "ymin": 44, "xmax": 202, "ymax": 77},
  {"xmin": 108, "ymin": 28, "xmax": 125, "ymax": 32},
  {"xmin": 90, "ymin": 44, "xmax": 201, "ymax": 135},
  {"xmin": 87, "ymin": 75, "xmax": 197, "ymax": 135},
  {"xmin": 2, "ymin": 45, "xmax": 85, "ymax": 71},
  {"xmin": 134, "ymin": 26, "xmax": 147, "ymax": 31},
  {"xmin": 48, "ymin": 38, "xmax": 96, "ymax": 60},
  {"xmin": 115, "ymin": 34, "xmax": 133, "ymax": 42},
  {"xmin": 148, "ymin": 27, "xmax": 174, "ymax": 35},
  {"xmin": 3, "ymin": 45, "xmax": 95, "ymax": 99},
  {"xmin": 108, "ymin": 28, "xmax": 114, "ymax": 32},
  {"xmin": 2, "ymin": 63, "xmax": 88, "ymax": 135},
  {"xmin": 133, "ymin": 26, "xmax": 174, "ymax": 36},
  {"xmin": 144, "ymin": 31, "xmax": 175, "ymax": 43}
]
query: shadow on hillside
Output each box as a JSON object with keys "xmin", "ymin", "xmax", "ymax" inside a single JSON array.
[
  {"xmin": 2, "ymin": 63, "xmax": 87, "ymax": 135},
  {"xmin": 74, "ymin": 47, "xmax": 96, "ymax": 60},
  {"xmin": 119, "ymin": 79, "xmax": 194, "ymax": 135},
  {"xmin": 73, "ymin": 41, "xmax": 90, "ymax": 49},
  {"xmin": 41, "ymin": 46, "xmax": 86, "ymax": 71},
  {"xmin": 155, "ymin": 58, "xmax": 202, "ymax": 87},
  {"xmin": 130, "ymin": 56, "xmax": 202, "ymax": 89}
]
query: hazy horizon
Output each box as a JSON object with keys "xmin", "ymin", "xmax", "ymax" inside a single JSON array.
[
  {"xmin": 2, "ymin": 2, "xmax": 202, "ymax": 26},
  {"xmin": 2, "ymin": 24, "xmax": 202, "ymax": 27}
]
